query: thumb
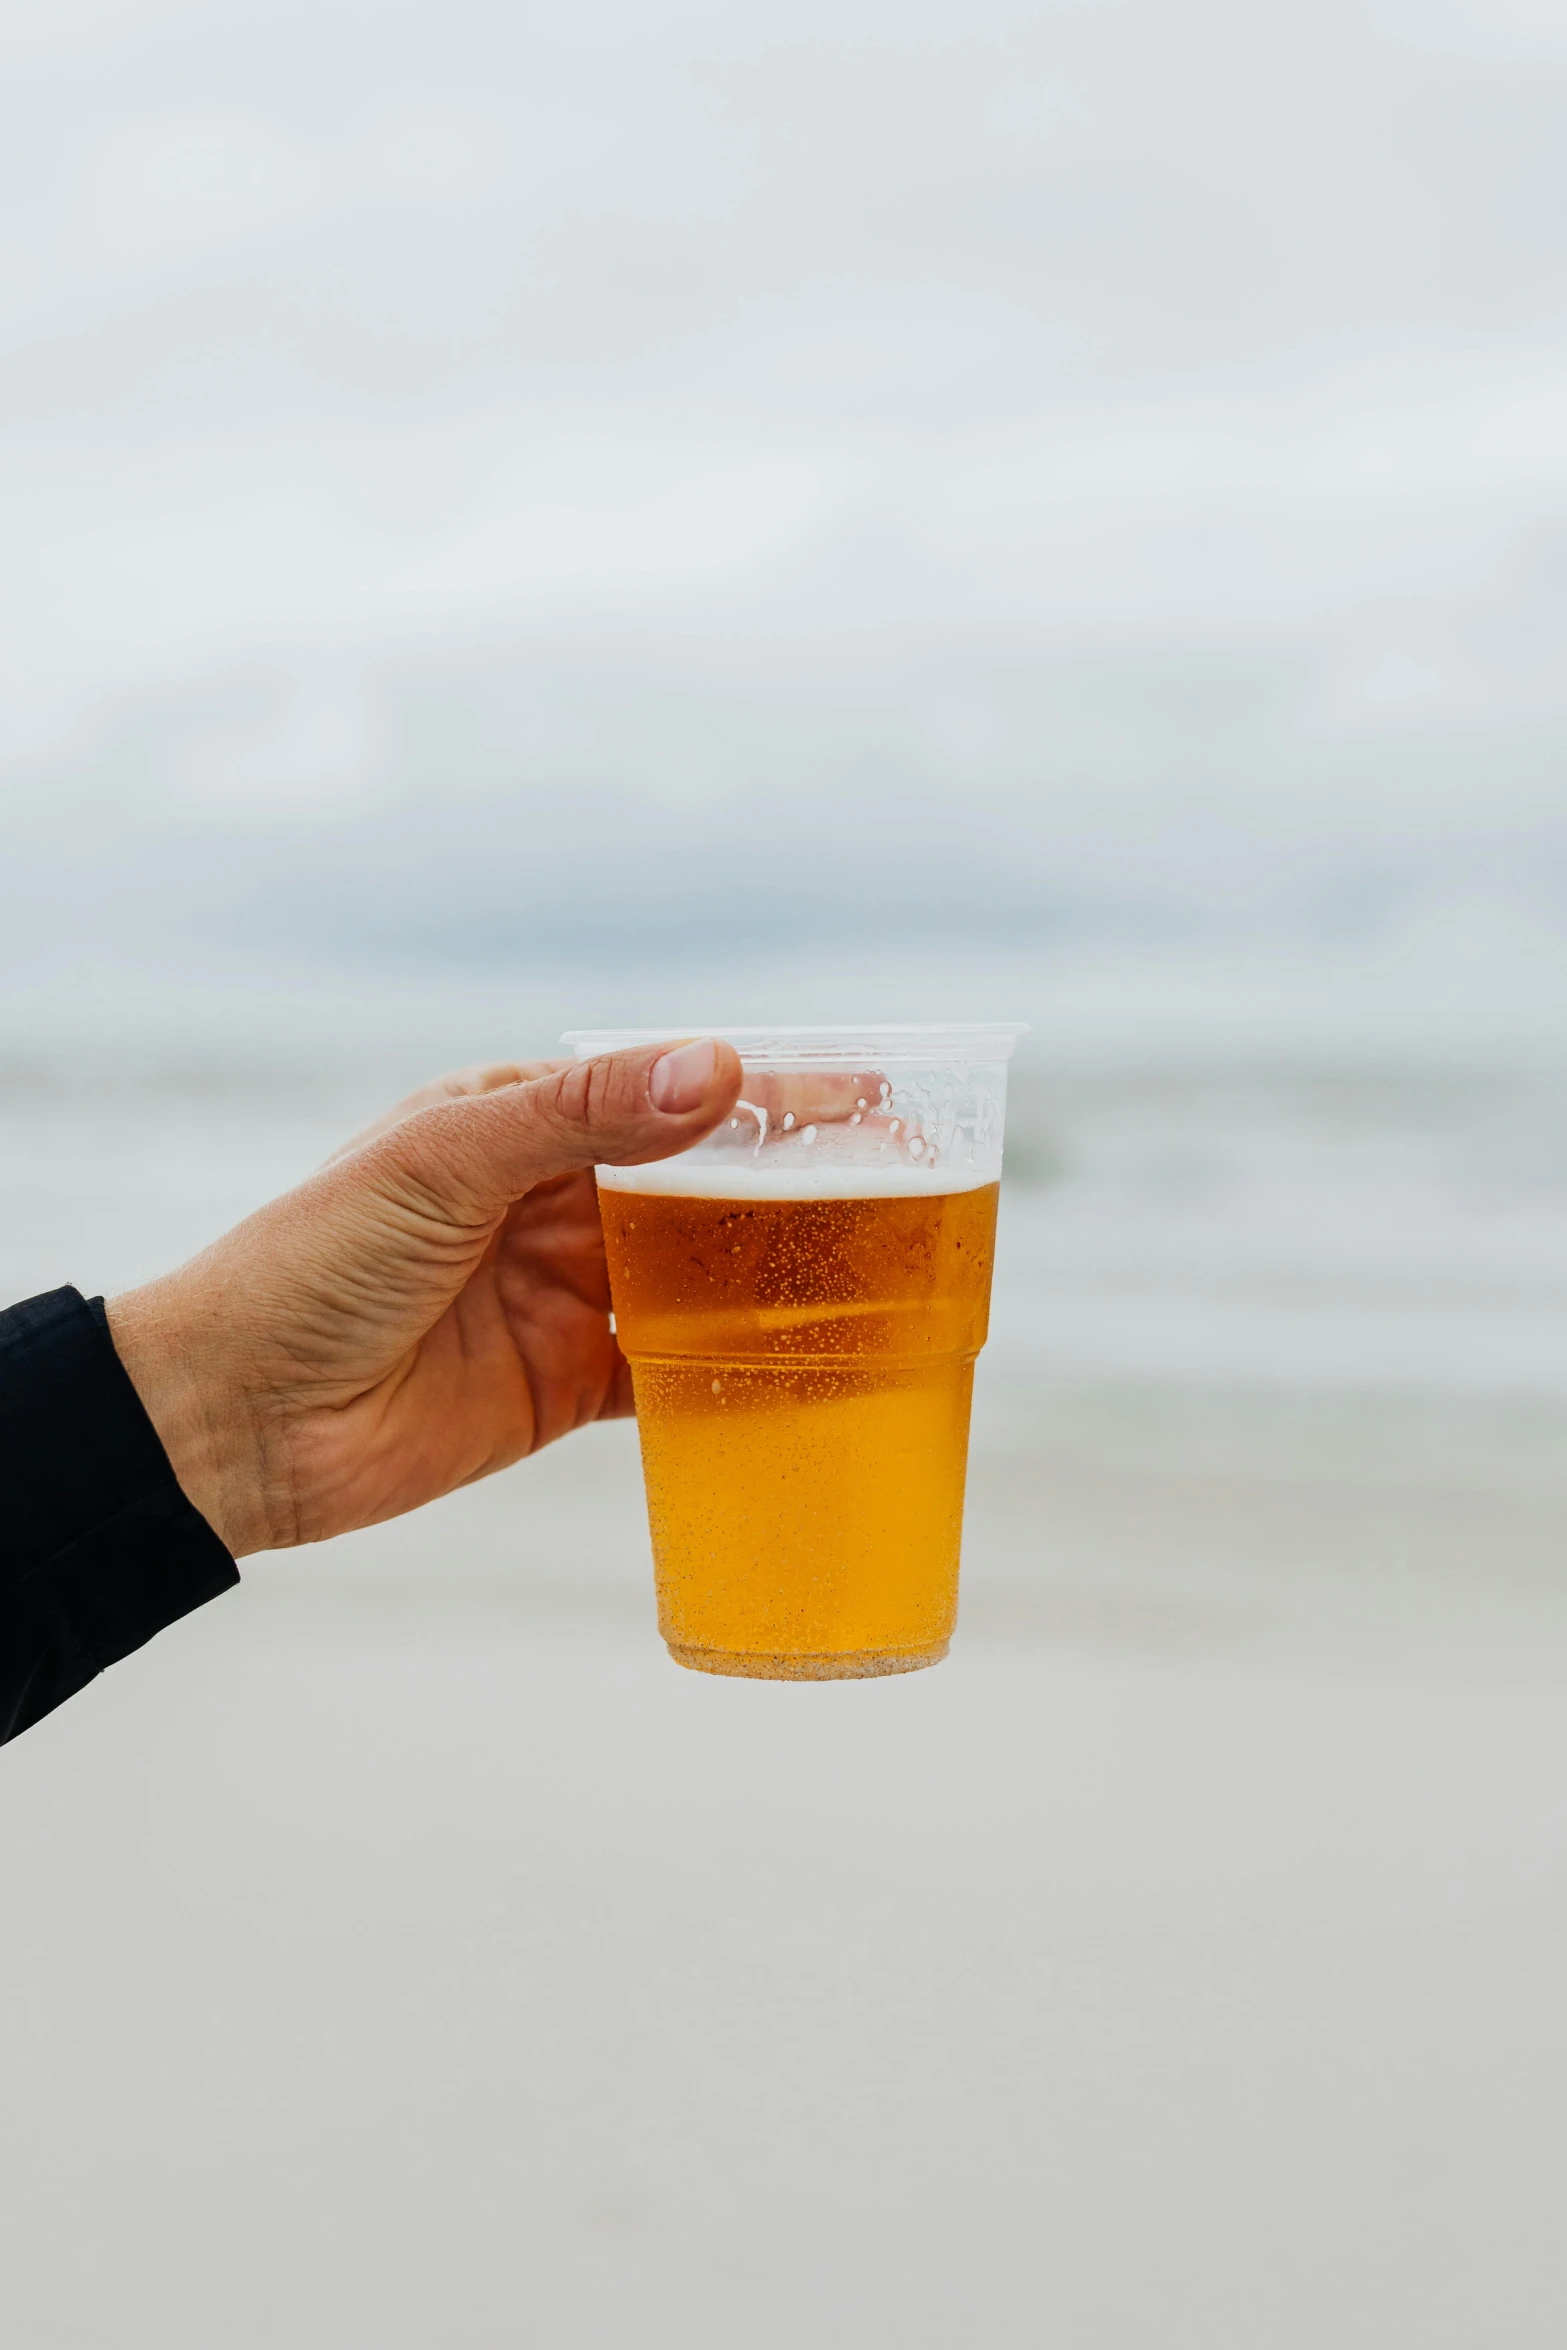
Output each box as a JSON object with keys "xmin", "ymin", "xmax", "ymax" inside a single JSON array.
[{"xmin": 370, "ymin": 1037, "xmax": 744, "ymax": 1222}]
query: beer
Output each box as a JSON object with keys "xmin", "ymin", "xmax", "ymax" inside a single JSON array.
[{"xmin": 599, "ymin": 1170, "xmax": 1001, "ymax": 1679}]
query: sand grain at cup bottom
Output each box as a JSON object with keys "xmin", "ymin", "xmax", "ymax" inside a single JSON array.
[{"xmin": 5, "ymin": 1527, "xmax": 1567, "ymax": 2350}]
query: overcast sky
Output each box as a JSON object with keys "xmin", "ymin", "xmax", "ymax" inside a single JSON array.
[{"xmin": 2, "ymin": 0, "xmax": 1566, "ymax": 960}]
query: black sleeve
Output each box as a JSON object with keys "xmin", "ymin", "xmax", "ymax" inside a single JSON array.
[{"xmin": 0, "ymin": 1287, "xmax": 239, "ymax": 1745}]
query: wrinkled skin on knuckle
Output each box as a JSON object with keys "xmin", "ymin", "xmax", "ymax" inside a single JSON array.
[
  {"xmin": 358, "ymin": 1104, "xmax": 502, "ymax": 1241},
  {"xmin": 346, "ymin": 1061, "xmax": 634, "ymax": 1232},
  {"xmin": 327, "ymin": 1060, "xmax": 568, "ymax": 1166},
  {"xmin": 535, "ymin": 1053, "xmax": 652, "ymax": 1159}
]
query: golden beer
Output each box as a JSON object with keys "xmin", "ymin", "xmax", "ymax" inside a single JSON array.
[{"xmin": 599, "ymin": 1176, "xmax": 1000, "ymax": 1679}]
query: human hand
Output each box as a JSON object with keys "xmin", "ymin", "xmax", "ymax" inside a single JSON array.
[{"xmin": 105, "ymin": 1039, "xmax": 742, "ymax": 1557}]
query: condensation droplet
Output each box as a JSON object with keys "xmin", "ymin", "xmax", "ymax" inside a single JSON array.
[
  {"xmin": 711, "ymin": 1377, "xmax": 722, "ymax": 1395},
  {"xmin": 729, "ymin": 1117, "xmax": 739, "ymax": 1129},
  {"xmin": 908, "ymin": 1134, "xmax": 926, "ymax": 1159},
  {"xmin": 856, "ymin": 1097, "xmax": 868, "ymax": 1111},
  {"xmin": 849, "ymin": 1111, "xmax": 862, "ymax": 1125},
  {"xmin": 782, "ymin": 1111, "xmax": 795, "ymax": 1130},
  {"xmin": 801, "ymin": 1124, "xmax": 817, "ymax": 1146}
]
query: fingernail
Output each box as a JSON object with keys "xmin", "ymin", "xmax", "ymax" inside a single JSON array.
[{"xmin": 650, "ymin": 1038, "xmax": 718, "ymax": 1115}]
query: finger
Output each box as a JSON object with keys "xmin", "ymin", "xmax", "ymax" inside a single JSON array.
[
  {"xmin": 325, "ymin": 1060, "xmax": 569, "ymax": 1163},
  {"xmin": 737, "ymin": 1070, "xmax": 889, "ymax": 1130},
  {"xmin": 497, "ymin": 1167, "xmax": 611, "ymax": 1311},
  {"xmin": 370, "ymin": 1039, "xmax": 743, "ymax": 1224},
  {"xmin": 597, "ymin": 1345, "xmax": 637, "ymax": 1422}
]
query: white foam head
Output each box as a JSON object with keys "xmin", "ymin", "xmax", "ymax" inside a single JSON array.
[{"xmin": 595, "ymin": 1161, "xmax": 991, "ymax": 1199}]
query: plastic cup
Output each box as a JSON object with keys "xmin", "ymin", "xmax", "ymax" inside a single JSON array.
[{"xmin": 562, "ymin": 1023, "xmax": 1027, "ymax": 1679}]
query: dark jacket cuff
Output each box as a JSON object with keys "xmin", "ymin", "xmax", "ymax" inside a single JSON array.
[{"xmin": 1, "ymin": 1287, "xmax": 239, "ymax": 1743}]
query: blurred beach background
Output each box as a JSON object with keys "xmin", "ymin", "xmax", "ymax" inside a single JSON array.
[{"xmin": 5, "ymin": 2, "xmax": 1567, "ymax": 2342}]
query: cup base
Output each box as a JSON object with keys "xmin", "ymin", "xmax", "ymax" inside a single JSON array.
[{"xmin": 665, "ymin": 1639, "xmax": 950, "ymax": 1681}]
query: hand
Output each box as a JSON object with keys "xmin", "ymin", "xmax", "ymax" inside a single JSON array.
[{"xmin": 105, "ymin": 1039, "xmax": 743, "ymax": 1557}]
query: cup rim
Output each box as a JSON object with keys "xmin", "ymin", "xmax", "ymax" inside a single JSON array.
[{"xmin": 561, "ymin": 1022, "xmax": 1029, "ymax": 1064}]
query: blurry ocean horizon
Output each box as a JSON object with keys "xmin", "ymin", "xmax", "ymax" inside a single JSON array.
[{"xmin": 6, "ymin": 901, "xmax": 1567, "ymax": 1514}]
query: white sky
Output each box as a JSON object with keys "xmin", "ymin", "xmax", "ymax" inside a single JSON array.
[{"xmin": 1, "ymin": 0, "xmax": 1565, "ymax": 899}]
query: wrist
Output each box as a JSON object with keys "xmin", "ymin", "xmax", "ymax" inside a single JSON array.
[{"xmin": 105, "ymin": 1277, "xmax": 280, "ymax": 1558}]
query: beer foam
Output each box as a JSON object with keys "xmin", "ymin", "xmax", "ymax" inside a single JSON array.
[{"xmin": 595, "ymin": 1160, "xmax": 994, "ymax": 1199}]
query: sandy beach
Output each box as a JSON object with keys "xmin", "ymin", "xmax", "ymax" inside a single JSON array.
[
  {"xmin": 6, "ymin": 1409, "xmax": 1567, "ymax": 2347},
  {"xmin": 5, "ymin": 1050, "xmax": 1567, "ymax": 2344}
]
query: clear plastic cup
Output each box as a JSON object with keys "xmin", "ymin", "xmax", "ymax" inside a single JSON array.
[{"xmin": 562, "ymin": 1024, "xmax": 1027, "ymax": 1679}]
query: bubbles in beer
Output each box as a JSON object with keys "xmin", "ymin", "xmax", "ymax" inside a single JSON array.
[{"xmin": 598, "ymin": 1181, "xmax": 999, "ymax": 1676}]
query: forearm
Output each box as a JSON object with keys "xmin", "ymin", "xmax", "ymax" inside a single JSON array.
[{"xmin": 0, "ymin": 1288, "xmax": 237, "ymax": 1745}]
